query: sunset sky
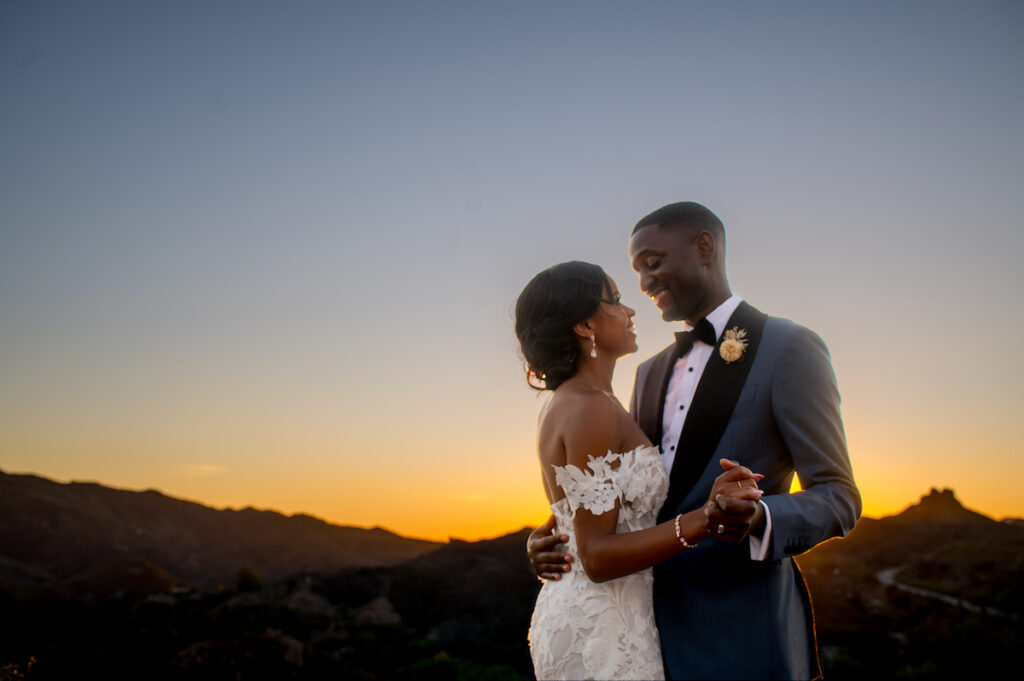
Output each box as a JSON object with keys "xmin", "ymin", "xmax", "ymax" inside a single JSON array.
[{"xmin": 2, "ymin": 1, "xmax": 1022, "ymax": 541}]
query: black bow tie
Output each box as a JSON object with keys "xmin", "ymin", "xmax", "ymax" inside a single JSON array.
[{"xmin": 674, "ymin": 318, "xmax": 717, "ymax": 357}]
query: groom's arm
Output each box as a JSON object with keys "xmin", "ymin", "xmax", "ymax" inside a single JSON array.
[{"xmin": 762, "ymin": 324, "xmax": 861, "ymax": 561}]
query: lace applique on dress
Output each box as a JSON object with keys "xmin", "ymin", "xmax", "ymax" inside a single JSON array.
[
  {"xmin": 553, "ymin": 446, "xmax": 669, "ymax": 520},
  {"xmin": 553, "ymin": 452, "xmax": 621, "ymax": 516},
  {"xmin": 529, "ymin": 444, "xmax": 669, "ymax": 681}
]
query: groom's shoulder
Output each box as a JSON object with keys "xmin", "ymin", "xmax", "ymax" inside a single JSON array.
[
  {"xmin": 761, "ymin": 312, "xmax": 832, "ymax": 358},
  {"xmin": 763, "ymin": 313, "xmax": 801, "ymax": 337},
  {"xmin": 762, "ymin": 312, "xmax": 824, "ymax": 339}
]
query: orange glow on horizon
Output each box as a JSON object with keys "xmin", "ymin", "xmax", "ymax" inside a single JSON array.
[
  {"xmin": 6, "ymin": 435, "xmax": 1023, "ymax": 544},
  {"xmin": 7, "ymin": 459, "xmax": 1022, "ymax": 544}
]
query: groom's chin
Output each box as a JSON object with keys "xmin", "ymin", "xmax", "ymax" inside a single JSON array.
[{"xmin": 660, "ymin": 307, "xmax": 684, "ymax": 322}]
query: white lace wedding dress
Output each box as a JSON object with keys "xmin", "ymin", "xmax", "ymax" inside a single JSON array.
[{"xmin": 528, "ymin": 444, "xmax": 669, "ymax": 681}]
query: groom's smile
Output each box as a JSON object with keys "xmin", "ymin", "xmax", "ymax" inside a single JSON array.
[{"xmin": 649, "ymin": 286, "xmax": 673, "ymax": 311}]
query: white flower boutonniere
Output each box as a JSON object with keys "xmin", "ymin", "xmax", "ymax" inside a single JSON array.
[{"xmin": 719, "ymin": 327, "xmax": 748, "ymax": 364}]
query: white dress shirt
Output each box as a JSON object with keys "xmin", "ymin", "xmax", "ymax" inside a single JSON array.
[{"xmin": 659, "ymin": 295, "xmax": 772, "ymax": 560}]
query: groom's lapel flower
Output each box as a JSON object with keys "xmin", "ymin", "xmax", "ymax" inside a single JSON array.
[{"xmin": 719, "ymin": 327, "xmax": 748, "ymax": 364}]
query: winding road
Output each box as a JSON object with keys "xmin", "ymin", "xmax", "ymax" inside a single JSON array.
[{"xmin": 876, "ymin": 567, "xmax": 1007, "ymax": 617}]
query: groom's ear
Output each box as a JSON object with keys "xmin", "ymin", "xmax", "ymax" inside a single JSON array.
[{"xmin": 696, "ymin": 230, "xmax": 718, "ymax": 264}]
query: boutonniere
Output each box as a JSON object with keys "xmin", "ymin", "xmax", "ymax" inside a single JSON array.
[{"xmin": 719, "ymin": 327, "xmax": 748, "ymax": 364}]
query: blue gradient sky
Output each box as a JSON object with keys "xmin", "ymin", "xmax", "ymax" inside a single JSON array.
[{"xmin": 2, "ymin": 1, "xmax": 1022, "ymax": 539}]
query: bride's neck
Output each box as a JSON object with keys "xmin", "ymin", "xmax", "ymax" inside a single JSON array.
[{"xmin": 575, "ymin": 359, "xmax": 614, "ymax": 394}]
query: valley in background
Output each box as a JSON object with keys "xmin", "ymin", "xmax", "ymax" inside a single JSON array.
[{"xmin": 1, "ymin": 470, "xmax": 1020, "ymax": 680}]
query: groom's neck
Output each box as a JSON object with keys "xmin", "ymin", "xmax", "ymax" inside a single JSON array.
[{"xmin": 687, "ymin": 285, "xmax": 732, "ymax": 325}]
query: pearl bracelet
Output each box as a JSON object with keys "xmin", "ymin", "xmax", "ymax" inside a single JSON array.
[{"xmin": 674, "ymin": 514, "xmax": 697, "ymax": 549}]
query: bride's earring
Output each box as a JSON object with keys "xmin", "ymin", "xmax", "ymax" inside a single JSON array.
[{"xmin": 589, "ymin": 335, "xmax": 598, "ymax": 359}]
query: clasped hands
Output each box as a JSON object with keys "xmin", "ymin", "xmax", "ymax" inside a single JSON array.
[
  {"xmin": 527, "ymin": 458, "xmax": 766, "ymax": 581},
  {"xmin": 703, "ymin": 458, "xmax": 766, "ymax": 544}
]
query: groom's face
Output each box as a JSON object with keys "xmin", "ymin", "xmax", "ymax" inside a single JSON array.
[{"xmin": 628, "ymin": 223, "xmax": 707, "ymax": 324}]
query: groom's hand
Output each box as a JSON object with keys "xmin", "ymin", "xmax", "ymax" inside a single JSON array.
[
  {"xmin": 706, "ymin": 494, "xmax": 766, "ymax": 544},
  {"xmin": 527, "ymin": 515, "xmax": 573, "ymax": 580}
]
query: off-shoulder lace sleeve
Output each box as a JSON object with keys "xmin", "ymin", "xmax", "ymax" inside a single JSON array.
[{"xmin": 553, "ymin": 452, "xmax": 622, "ymax": 516}]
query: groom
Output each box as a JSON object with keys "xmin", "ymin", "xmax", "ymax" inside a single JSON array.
[{"xmin": 528, "ymin": 201, "xmax": 860, "ymax": 680}]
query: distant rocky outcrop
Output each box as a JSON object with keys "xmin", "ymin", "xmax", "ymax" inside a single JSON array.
[
  {"xmin": 797, "ymin": 488, "xmax": 1024, "ymax": 678},
  {"xmin": 0, "ymin": 469, "xmax": 440, "ymax": 589},
  {"xmin": 799, "ymin": 487, "xmax": 1023, "ymax": 574}
]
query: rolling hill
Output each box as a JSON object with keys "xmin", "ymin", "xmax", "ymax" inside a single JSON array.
[{"xmin": 0, "ymin": 469, "xmax": 440, "ymax": 588}]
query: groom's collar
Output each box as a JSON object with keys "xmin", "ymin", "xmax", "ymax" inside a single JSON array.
[{"xmin": 683, "ymin": 295, "xmax": 742, "ymax": 341}]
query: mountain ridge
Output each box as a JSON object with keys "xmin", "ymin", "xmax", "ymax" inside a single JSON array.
[
  {"xmin": 0, "ymin": 469, "xmax": 440, "ymax": 588},
  {"xmin": 0, "ymin": 468, "xmax": 422, "ymax": 537}
]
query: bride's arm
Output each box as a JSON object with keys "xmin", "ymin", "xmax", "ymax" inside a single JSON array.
[{"xmin": 562, "ymin": 394, "xmax": 760, "ymax": 583}]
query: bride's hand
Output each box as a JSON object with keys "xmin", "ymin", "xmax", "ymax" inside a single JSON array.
[
  {"xmin": 527, "ymin": 515, "xmax": 574, "ymax": 581},
  {"xmin": 704, "ymin": 459, "xmax": 765, "ymax": 543},
  {"xmin": 707, "ymin": 458, "xmax": 763, "ymax": 501}
]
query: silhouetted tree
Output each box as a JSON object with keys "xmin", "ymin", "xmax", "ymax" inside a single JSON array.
[{"xmin": 237, "ymin": 566, "xmax": 263, "ymax": 592}]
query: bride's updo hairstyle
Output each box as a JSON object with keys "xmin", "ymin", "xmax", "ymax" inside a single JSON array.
[{"xmin": 515, "ymin": 260, "xmax": 607, "ymax": 391}]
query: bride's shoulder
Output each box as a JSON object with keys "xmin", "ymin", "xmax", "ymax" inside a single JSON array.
[
  {"xmin": 542, "ymin": 382, "xmax": 622, "ymax": 427},
  {"xmin": 544, "ymin": 389, "xmax": 626, "ymax": 466}
]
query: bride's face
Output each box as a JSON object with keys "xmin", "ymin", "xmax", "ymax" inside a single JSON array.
[{"xmin": 589, "ymin": 276, "xmax": 638, "ymax": 358}]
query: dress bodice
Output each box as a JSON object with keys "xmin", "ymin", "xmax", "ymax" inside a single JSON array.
[{"xmin": 550, "ymin": 443, "xmax": 669, "ymax": 538}]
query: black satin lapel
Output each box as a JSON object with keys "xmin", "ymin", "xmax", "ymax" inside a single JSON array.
[
  {"xmin": 659, "ymin": 302, "xmax": 769, "ymax": 521},
  {"xmin": 639, "ymin": 344, "xmax": 678, "ymax": 446}
]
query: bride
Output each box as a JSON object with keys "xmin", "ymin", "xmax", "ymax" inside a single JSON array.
[{"xmin": 514, "ymin": 261, "xmax": 762, "ymax": 680}]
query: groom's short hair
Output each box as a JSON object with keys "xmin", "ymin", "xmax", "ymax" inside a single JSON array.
[{"xmin": 632, "ymin": 201, "xmax": 725, "ymax": 243}]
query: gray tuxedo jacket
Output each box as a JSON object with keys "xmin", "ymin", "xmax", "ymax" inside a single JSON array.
[{"xmin": 629, "ymin": 301, "xmax": 860, "ymax": 680}]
